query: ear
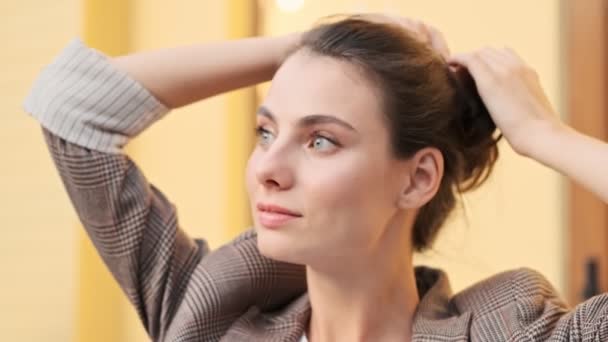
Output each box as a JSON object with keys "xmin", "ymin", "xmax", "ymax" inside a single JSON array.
[{"xmin": 397, "ymin": 147, "xmax": 444, "ymax": 209}]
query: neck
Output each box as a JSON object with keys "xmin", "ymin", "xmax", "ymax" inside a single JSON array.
[{"xmin": 304, "ymin": 222, "xmax": 419, "ymax": 342}]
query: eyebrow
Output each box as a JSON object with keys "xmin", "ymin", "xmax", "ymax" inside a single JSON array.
[{"xmin": 257, "ymin": 106, "xmax": 357, "ymax": 132}]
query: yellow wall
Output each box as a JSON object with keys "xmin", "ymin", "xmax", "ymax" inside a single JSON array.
[
  {"xmin": 83, "ymin": 0, "xmax": 256, "ymax": 341},
  {"xmin": 260, "ymin": 0, "xmax": 565, "ymax": 295},
  {"xmin": 4, "ymin": 0, "xmax": 254, "ymax": 340},
  {"xmin": 123, "ymin": 0, "xmax": 256, "ymax": 340},
  {"xmin": 75, "ymin": 2, "xmax": 131, "ymax": 341},
  {"xmin": 1, "ymin": 0, "xmax": 80, "ymax": 340}
]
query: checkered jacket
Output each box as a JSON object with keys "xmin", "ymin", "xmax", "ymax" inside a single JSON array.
[{"xmin": 23, "ymin": 38, "xmax": 608, "ymax": 341}]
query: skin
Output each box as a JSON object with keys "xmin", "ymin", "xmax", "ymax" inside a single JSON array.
[
  {"xmin": 111, "ymin": 14, "xmax": 608, "ymax": 342},
  {"xmin": 246, "ymin": 20, "xmax": 608, "ymax": 342},
  {"xmin": 245, "ymin": 49, "xmax": 443, "ymax": 341}
]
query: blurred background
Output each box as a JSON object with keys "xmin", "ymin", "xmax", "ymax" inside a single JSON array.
[{"xmin": 2, "ymin": 0, "xmax": 606, "ymax": 341}]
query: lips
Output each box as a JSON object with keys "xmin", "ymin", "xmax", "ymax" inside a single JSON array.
[
  {"xmin": 256, "ymin": 203, "xmax": 302, "ymax": 229},
  {"xmin": 256, "ymin": 203, "xmax": 302, "ymax": 216}
]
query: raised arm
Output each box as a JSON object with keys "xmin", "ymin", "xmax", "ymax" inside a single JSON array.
[
  {"xmin": 525, "ymin": 124, "xmax": 608, "ymax": 203},
  {"xmin": 110, "ymin": 33, "xmax": 301, "ymax": 109},
  {"xmin": 23, "ymin": 35, "xmax": 306, "ymax": 340},
  {"xmin": 450, "ymin": 48, "xmax": 608, "ymax": 203}
]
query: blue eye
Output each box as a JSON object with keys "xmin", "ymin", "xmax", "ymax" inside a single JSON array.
[
  {"xmin": 255, "ymin": 126, "xmax": 340, "ymax": 152},
  {"xmin": 310, "ymin": 136, "xmax": 335, "ymax": 151},
  {"xmin": 255, "ymin": 126, "xmax": 274, "ymax": 146}
]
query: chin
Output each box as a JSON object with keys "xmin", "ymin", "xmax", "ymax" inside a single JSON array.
[{"xmin": 255, "ymin": 225, "xmax": 305, "ymax": 265}]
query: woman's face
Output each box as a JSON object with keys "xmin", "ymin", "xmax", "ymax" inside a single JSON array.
[{"xmin": 246, "ymin": 50, "xmax": 412, "ymax": 266}]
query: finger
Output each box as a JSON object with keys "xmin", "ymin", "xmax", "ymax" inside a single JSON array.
[
  {"xmin": 400, "ymin": 19, "xmax": 422, "ymax": 35},
  {"xmin": 503, "ymin": 47, "xmax": 526, "ymax": 65},
  {"xmin": 407, "ymin": 19, "xmax": 431, "ymax": 44},
  {"xmin": 401, "ymin": 19, "xmax": 449, "ymax": 59},
  {"xmin": 483, "ymin": 48, "xmax": 538, "ymax": 81},
  {"xmin": 401, "ymin": 18, "xmax": 422, "ymax": 34},
  {"xmin": 483, "ymin": 47, "xmax": 521, "ymax": 71},
  {"xmin": 373, "ymin": 15, "xmax": 420, "ymax": 38},
  {"xmin": 425, "ymin": 25, "xmax": 450, "ymax": 59},
  {"xmin": 479, "ymin": 47, "xmax": 511, "ymax": 66},
  {"xmin": 476, "ymin": 47, "xmax": 516, "ymax": 78},
  {"xmin": 502, "ymin": 48, "xmax": 540, "ymax": 81},
  {"xmin": 448, "ymin": 51, "xmax": 494, "ymax": 82}
]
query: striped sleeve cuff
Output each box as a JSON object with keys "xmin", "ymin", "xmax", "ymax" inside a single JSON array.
[{"xmin": 23, "ymin": 38, "xmax": 170, "ymax": 154}]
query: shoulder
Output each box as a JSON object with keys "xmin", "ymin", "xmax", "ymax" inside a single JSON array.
[
  {"xmin": 453, "ymin": 267, "xmax": 567, "ymax": 314},
  {"xmin": 452, "ymin": 268, "xmax": 571, "ymax": 340}
]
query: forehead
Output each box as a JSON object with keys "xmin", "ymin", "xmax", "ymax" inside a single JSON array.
[{"xmin": 263, "ymin": 50, "xmax": 385, "ymax": 128}]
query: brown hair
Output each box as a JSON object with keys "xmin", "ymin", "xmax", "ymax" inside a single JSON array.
[{"xmin": 289, "ymin": 16, "xmax": 501, "ymax": 252}]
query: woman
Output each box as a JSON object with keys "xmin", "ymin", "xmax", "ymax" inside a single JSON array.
[{"xmin": 24, "ymin": 14, "xmax": 608, "ymax": 342}]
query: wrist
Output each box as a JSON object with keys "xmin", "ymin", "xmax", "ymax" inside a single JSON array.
[
  {"xmin": 274, "ymin": 32, "xmax": 303, "ymax": 69},
  {"xmin": 517, "ymin": 118, "xmax": 570, "ymax": 159}
]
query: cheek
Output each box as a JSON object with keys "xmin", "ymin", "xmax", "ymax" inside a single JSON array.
[
  {"xmin": 245, "ymin": 151, "xmax": 260, "ymax": 200},
  {"xmin": 315, "ymin": 148, "xmax": 388, "ymax": 195},
  {"xmin": 307, "ymin": 164, "xmax": 364, "ymax": 207},
  {"xmin": 304, "ymin": 154, "xmax": 389, "ymax": 228}
]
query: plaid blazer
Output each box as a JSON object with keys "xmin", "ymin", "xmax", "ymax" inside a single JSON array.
[{"xmin": 23, "ymin": 39, "xmax": 608, "ymax": 341}]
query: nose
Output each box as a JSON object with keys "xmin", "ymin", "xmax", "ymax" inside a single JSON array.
[{"xmin": 254, "ymin": 144, "xmax": 295, "ymax": 191}]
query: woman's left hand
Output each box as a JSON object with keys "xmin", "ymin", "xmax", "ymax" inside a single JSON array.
[
  {"xmin": 356, "ymin": 14, "xmax": 451, "ymax": 60},
  {"xmin": 448, "ymin": 48, "xmax": 564, "ymax": 157}
]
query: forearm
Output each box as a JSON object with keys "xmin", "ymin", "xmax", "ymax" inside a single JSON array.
[
  {"xmin": 110, "ymin": 33, "xmax": 301, "ymax": 109},
  {"xmin": 526, "ymin": 121, "xmax": 608, "ymax": 203}
]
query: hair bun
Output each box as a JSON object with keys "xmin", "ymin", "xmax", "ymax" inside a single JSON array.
[
  {"xmin": 447, "ymin": 63, "xmax": 501, "ymax": 190},
  {"xmin": 448, "ymin": 63, "xmax": 497, "ymax": 145}
]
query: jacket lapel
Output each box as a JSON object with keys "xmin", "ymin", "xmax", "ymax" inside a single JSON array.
[
  {"xmin": 220, "ymin": 293, "xmax": 311, "ymax": 342},
  {"xmin": 412, "ymin": 267, "xmax": 472, "ymax": 341},
  {"xmin": 221, "ymin": 266, "xmax": 470, "ymax": 341}
]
